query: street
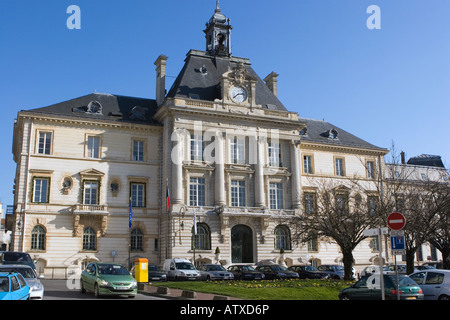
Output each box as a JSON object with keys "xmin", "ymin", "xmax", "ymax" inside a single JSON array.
[{"xmin": 41, "ymin": 279, "xmax": 167, "ymax": 300}]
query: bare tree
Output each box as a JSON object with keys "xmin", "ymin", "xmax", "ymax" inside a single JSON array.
[
  {"xmin": 379, "ymin": 147, "xmax": 450, "ymax": 274},
  {"xmin": 290, "ymin": 177, "xmax": 382, "ymax": 280}
]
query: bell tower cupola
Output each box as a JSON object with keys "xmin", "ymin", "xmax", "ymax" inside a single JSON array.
[{"xmin": 204, "ymin": 1, "xmax": 232, "ymax": 56}]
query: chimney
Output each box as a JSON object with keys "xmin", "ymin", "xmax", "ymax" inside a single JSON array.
[
  {"xmin": 264, "ymin": 72, "xmax": 279, "ymax": 97},
  {"xmin": 400, "ymin": 151, "xmax": 406, "ymax": 164},
  {"xmin": 154, "ymin": 55, "xmax": 168, "ymax": 106}
]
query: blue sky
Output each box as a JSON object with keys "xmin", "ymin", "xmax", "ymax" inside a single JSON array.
[{"xmin": 0, "ymin": 0, "xmax": 449, "ymax": 207}]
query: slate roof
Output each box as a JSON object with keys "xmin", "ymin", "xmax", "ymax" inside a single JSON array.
[
  {"xmin": 407, "ymin": 154, "xmax": 445, "ymax": 168},
  {"xmin": 166, "ymin": 50, "xmax": 287, "ymax": 111},
  {"xmin": 300, "ymin": 118, "xmax": 387, "ymax": 152},
  {"xmin": 24, "ymin": 93, "xmax": 160, "ymax": 125}
]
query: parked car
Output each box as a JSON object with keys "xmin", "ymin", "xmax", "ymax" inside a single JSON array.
[
  {"xmin": 0, "ymin": 251, "xmax": 36, "ymax": 269},
  {"xmin": 0, "ymin": 265, "xmax": 44, "ymax": 300},
  {"xmin": 131, "ymin": 263, "xmax": 167, "ymax": 282},
  {"xmin": 409, "ymin": 269, "xmax": 450, "ymax": 300},
  {"xmin": 163, "ymin": 259, "xmax": 200, "ymax": 281},
  {"xmin": 0, "ymin": 272, "xmax": 30, "ymax": 300},
  {"xmin": 339, "ymin": 274, "xmax": 424, "ymax": 300},
  {"xmin": 147, "ymin": 264, "xmax": 167, "ymax": 282},
  {"xmin": 255, "ymin": 264, "xmax": 299, "ymax": 280},
  {"xmin": 288, "ymin": 265, "xmax": 328, "ymax": 279},
  {"xmin": 80, "ymin": 262, "xmax": 137, "ymax": 298},
  {"xmin": 198, "ymin": 264, "xmax": 234, "ymax": 281},
  {"xmin": 415, "ymin": 265, "xmax": 436, "ymax": 271},
  {"xmin": 317, "ymin": 264, "xmax": 345, "ymax": 279},
  {"xmin": 227, "ymin": 265, "xmax": 265, "ymax": 280},
  {"xmin": 361, "ymin": 265, "xmax": 391, "ymax": 277}
]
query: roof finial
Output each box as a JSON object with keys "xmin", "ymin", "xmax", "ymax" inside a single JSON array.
[{"xmin": 215, "ymin": 0, "xmax": 221, "ymax": 13}]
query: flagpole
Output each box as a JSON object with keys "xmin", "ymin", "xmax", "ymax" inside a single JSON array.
[
  {"xmin": 129, "ymin": 196, "xmax": 132, "ymax": 270},
  {"xmin": 166, "ymin": 179, "xmax": 170, "ymax": 261},
  {"xmin": 193, "ymin": 208, "xmax": 197, "ymax": 267}
]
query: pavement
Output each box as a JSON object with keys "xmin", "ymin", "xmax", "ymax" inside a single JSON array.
[{"xmin": 138, "ymin": 283, "xmax": 243, "ymax": 300}]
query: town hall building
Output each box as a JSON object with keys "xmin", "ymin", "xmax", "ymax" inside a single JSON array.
[{"xmin": 9, "ymin": 3, "xmax": 442, "ymax": 278}]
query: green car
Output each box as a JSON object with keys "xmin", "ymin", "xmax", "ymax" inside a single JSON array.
[
  {"xmin": 80, "ymin": 262, "xmax": 137, "ymax": 298},
  {"xmin": 339, "ymin": 274, "xmax": 424, "ymax": 300}
]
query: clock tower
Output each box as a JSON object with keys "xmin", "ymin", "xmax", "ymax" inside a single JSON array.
[{"xmin": 204, "ymin": 1, "xmax": 232, "ymax": 56}]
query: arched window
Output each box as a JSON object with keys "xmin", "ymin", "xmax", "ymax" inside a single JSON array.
[
  {"xmin": 274, "ymin": 225, "xmax": 291, "ymax": 251},
  {"xmin": 131, "ymin": 229, "xmax": 143, "ymax": 251},
  {"xmin": 192, "ymin": 223, "xmax": 211, "ymax": 251},
  {"xmin": 31, "ymin": 226, "xmax": 46, "ymax": 251},
  {"xmin": 82, "ymin": 227, "xmax": 96, "ymax": 251}
]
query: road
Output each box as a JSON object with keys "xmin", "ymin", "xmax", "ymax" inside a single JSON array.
[{"xmin": 41, "ymin": 279, "xmax": 167, "ymax": 300}]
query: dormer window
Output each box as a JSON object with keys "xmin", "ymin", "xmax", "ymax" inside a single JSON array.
[
  {"xmin": 87, "ymin": 101, "xmax": 102, "ymax": 114},
  {"xmin": 328, "ymin": 129, "xmax": 338, "ymax": 139}
]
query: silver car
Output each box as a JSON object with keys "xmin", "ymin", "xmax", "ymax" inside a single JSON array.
[
  {"xmin": 198, "ymin": 264, "xmax": 234, "ymax": 281},
  {"xmin": 409, "ymin": 269, "xmax": 450, "ymax": 300},
  {"xmin": 0, "ymin": 264, "xmax": 44, "ymax": 300}
]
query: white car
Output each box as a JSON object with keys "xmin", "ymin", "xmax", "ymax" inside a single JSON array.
[
  {"xmin": 0, "ymin": 264, "xmax": 44, "ymax": 300},
  {"xmin": 409, "ymin": 269, "xmax": 450, "ymax": 300},
  {"xmin": 163, "ymin": 259, "xmax": 200, "ymax": 281}
]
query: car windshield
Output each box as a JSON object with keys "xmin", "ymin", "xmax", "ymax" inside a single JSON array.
[
  {"xmin": 271, "ymin": 265, "xmax": 288, "ymax": 271},
  {"xmin": 389, "ymin": 275, "xmax": 418, "ymax": 287},
  {"xmin": 0, "ymin": 267, "xmax": 36, "ymax": 278},
  {"xmin": 148, "ymin": 265, "xmax": 160, "ymax": 271},
  {"xmin": 2, "ymin": 252, "xmax": 32, "ymax": 263},
  {"xmin": 303, "ymin": 266, "xmax": 318, "ymax": 271},
  {"xmin": 241, "ymin": 266, "xmax": 256, "ymax": 271},
  {"xmin": 0, "ymin": 276, "xmax": 9, "ymax": 292},
  {"xmin": 206, "ymin": 265, "xmax": 226, "ymax": 271},
  {"xmin": 175, "ymin": 262, "xmax": 195, "ymax": 270},
  {"xmin": 98, "ymin": 264, "xmax": 130, "ymax": 275}
]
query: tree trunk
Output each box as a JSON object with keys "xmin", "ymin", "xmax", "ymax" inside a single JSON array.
[
  {"xmin": 405, "ymin": 248, "xmax": 416, "ymax": 274},
  {"xmin": 342, "ymin": 249, "xmax": 354, "ymax": 280}
]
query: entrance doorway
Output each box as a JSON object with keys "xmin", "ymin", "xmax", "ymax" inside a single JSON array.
[{"xmin": 231, "ymin": 225, "xmax": 254, "ymax": 263}]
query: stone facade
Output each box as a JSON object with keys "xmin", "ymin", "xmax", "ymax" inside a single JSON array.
[{"xmin": 9, "ymin": 4, "xmax": 444, "ymax": 278}]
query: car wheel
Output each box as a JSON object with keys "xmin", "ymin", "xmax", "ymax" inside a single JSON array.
[
  {"xmin": 438, "ymin": 295, "xmax": 449, "ymax": 300},
  {"xmin": 80, "ymin": 280, "xmax": 86, "ymax": 293},
  {"xmin": 129, "ymin": 295, "xmax": 136, "ymax": 298},
  {"xmin": 94, "ymin": 283, "xmax": 101, "ymax": 298},
  {"xmin": 206, "ymin": 275, "xmax": 211, "ymax": 281},
  {"xmin": 340, "ymin": 294, "xmax": 350, "ymax": 301}
]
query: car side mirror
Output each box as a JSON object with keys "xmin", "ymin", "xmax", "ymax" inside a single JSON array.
[{"xmin": 39, "ymin": 274, "xmax": 45, "ymax": 279}]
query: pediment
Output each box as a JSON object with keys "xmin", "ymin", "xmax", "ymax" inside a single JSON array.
[{"xmin": 80, "ymin": 168, "xmax": 105, "ymax": 178}]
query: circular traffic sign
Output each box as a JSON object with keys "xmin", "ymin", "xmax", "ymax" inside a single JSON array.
[{"xmin": 388, "ymin": 212, "xmax": 406, "ymax": 230}]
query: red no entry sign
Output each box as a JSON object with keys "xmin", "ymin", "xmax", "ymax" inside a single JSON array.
[{"xmin": 388, "ymin": 212, "xmax": 406, "ymax": 230}]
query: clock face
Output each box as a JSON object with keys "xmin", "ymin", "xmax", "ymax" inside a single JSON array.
[{"xmin": 230, "ymin": 86, "xmax": 247, "ymax": 103}]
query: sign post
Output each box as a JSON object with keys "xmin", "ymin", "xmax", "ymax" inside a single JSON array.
[
  {"xmin": 388, "ymin": 212, "xmax": 406, "ymax": 300},
  {"xmin": 363, "ymin": 227, "xmax": 388, "ymax": 300}
]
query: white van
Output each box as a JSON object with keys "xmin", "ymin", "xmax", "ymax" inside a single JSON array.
[{"xmin": 163, "ymin": 259, "xmax": 200, "ymax": 281}]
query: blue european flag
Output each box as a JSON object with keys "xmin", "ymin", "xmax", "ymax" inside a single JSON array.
[{"xmin": 129, "ymin": 197, "xmax": 133, "ymax": 229}]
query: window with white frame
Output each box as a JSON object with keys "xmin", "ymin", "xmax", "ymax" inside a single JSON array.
[
  {"xmin": 131, "ymin": 183, "xmax": 145, "ymax": 207},
  {"xmin": 33, "ymin": 177, "xmax": 50, "ymax": 203},
  {"xmin": 231, "ymin": 137, "xmax": 245, "ymax": 164},
  {"xmin": 133, "ymin": 140, "xmax": 145, "ymax": 162},
  {"xmin": 38, "ymin": 132, "xmax": 52, "ymax": 155},
  {"xmin": 83, "ymin": 181, "xmax": 99, "ymax": 205},
  {"xmin": 335, "ymin": 158, "xmax": 345, "ymax": 176},
  {"xmin": 269, "ymin": 182, "xmax": 283, "ymax": 210},
  {"xmin": 303, "ymin": 155, "xmax": 313, "ymax": 174},
  {"xmin": 87, "ymin": 136, "xmax": 100, "ymax": 159},
  {"xmin": 190, "ymin": 134, "xmax": 204, "ymax": 161},
  {"xmin": 304, "ymin": 192, "xmax": 316, "ymax": 214},
  {"xmin": 31, "ymin": 226, "xmax": 46, "ymax": 251},
  {"xmin": 268, "ymin": 141, "xmax": 281, "ymax": 167},
  {"xmin": 231, "ymin": 180, "xmax": 246, "ymax": 207},
  {"xmin": 82, "ymin": 227, "xmax": 96, "ymax": 251},
  {"xmin": 366, "ymin": 161, "xmax": 375, "ymax": 179},
  {"xmin": 274, "ymin": 225, "xmax": 291, "ymax": 250},
  {"xmin": 189, "ymin": 177, "xmax": 206, "ymax": 207}
]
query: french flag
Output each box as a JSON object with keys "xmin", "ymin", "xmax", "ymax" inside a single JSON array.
[{"xmin": 166, "ymin": 179, "xmax": 170, "ymax": 213}]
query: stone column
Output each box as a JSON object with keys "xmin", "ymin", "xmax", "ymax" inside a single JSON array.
[
  {"xmin": 172, "ymin": 128, "xmax": 184, "ymax": 205},
  {"xmin": 291, "ymin": 140, "xmax": 301, "ymax": 209},
  {"xmin": 255, "ymin": 136, "xmax": 265, "ymax": 207},
  {"xmin": 215, "ymin": 131, "xmax": 225, "ymax": 206}
]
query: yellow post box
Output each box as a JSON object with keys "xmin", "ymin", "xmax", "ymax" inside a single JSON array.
[{"xmin": 134, "ymin": 258, "xmax": 148, "ymax": 283}]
